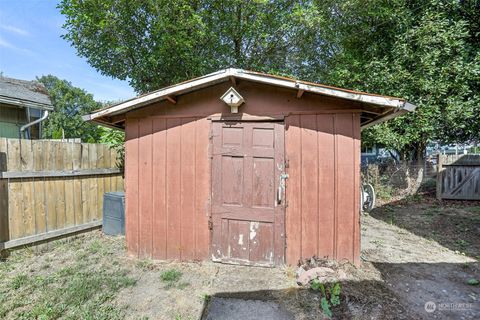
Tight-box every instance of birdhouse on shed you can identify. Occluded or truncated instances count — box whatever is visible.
[220,87,244,113]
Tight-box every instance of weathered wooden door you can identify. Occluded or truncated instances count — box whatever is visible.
[211,121,285,266]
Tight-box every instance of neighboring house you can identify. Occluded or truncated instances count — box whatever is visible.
[84,68,416,266]
[361,145,401,165]
[0,76,52,139]
[361,144,379,164]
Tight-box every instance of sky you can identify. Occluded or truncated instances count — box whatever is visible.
[0,0,136,102]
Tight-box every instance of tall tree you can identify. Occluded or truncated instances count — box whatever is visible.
[37,75,103,142]
[59,0,304,93]
[299,0,480,160]
[59,0,480,158]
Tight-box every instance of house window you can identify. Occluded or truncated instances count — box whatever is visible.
[26,107,42,139]
[361,146,376,155]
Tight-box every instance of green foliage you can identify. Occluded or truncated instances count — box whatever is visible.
[160,269,182,283]
[310,280,342,318]
[160,269,189,290]
[10,274,28,290]
[320,297,332,318]
[99,127,125,170]
[308,0,480,159]
[467,278,479,286]
[58,0,304,93]
[58,0,480,158]
[1,259,135,319]
[37,75,103,142]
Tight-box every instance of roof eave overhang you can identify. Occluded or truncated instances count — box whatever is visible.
[84,68,416,130]
[0,96,53,111]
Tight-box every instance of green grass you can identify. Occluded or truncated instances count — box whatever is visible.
[455,239,469,251]
[376,184,394,201]
[0,236,136,320]
[466,206,480,214]
[160,269,189,290]
[160,269,182,282]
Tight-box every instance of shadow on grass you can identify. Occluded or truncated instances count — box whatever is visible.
[369,196,480,258]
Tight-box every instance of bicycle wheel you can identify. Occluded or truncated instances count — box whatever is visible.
[362,183,376,212]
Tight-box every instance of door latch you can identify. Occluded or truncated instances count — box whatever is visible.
[277,172,289,204]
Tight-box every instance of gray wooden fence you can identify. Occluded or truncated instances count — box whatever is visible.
[437,154,480,200]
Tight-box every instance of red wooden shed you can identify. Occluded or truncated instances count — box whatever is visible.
[85,69,415,266]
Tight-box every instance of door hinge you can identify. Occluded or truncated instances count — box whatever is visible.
[208,218,213,230]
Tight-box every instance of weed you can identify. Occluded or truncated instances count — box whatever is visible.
[383,206,395,213]
[11,274,28,290]
[376,184,394,201]
[201,293,211,302]
[160,269,188,290]
[136,259,156,270]
[466,207,480,214]
[174,314,193,320]
[387,213,396,225]
[282,265,296,279]
[424,208,440,216]
[75,249,88,261]
[160,269,182,283]
[405,194,423,202]
[310,280,341,318]
[88,239,102,254]
[371,239,384,247]
[456,239,469,251]
[467,279,479,286]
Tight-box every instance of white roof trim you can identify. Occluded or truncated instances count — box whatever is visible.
[84,68,415,122]
[0,96,53,111]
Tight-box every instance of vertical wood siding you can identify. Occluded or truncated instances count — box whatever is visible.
[285,113,360,265]
[124,82,361,265]
[125,117,210,260]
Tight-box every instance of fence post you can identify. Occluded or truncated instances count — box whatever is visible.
[0,138,10,259]
[0,138,9,244]
[436,153,443,200]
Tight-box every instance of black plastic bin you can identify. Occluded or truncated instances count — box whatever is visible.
[102,192,125,235]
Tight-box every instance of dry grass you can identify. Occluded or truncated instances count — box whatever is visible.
[0,234,136,319]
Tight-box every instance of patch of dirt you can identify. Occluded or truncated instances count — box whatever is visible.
[364,202,480,319]
[114,260,296,319]
[371,200,480,259]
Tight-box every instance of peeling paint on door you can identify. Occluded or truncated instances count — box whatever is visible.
[250,222,259,240]
[211,122,285,266]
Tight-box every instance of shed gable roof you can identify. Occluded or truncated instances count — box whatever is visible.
[84,68,416,129]
[0,76,53,110]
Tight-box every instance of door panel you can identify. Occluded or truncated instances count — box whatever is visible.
[211,121,285,266]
